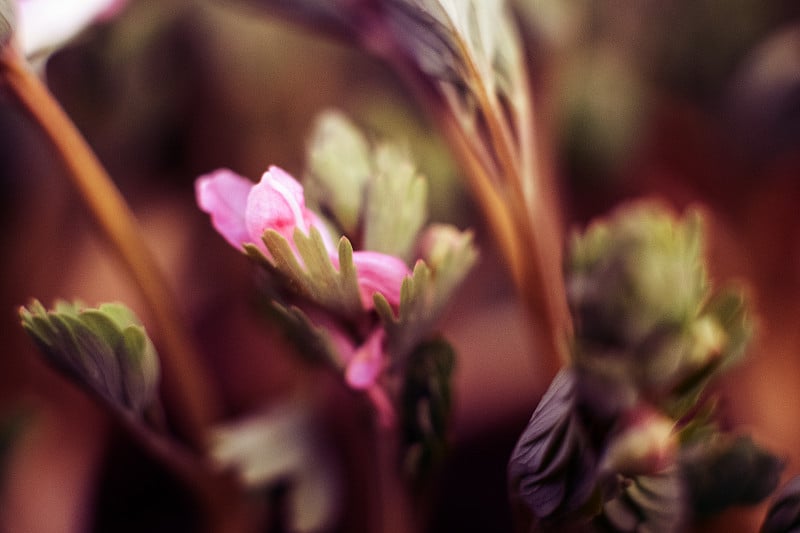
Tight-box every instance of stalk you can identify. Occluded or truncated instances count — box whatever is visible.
[0,45,218,450]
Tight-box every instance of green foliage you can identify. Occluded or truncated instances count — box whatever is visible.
[19,300,160,415]
[566,203,752,415]
[304,110,430,262]
[375,226,477,361]
[401,338,455,478]
[363,143,428,262]
[305,110,372,236]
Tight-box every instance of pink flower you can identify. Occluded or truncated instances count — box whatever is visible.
[336,251,410,310]
[196,166,331,254]
[196,166,410,311]
[316,316,395,426]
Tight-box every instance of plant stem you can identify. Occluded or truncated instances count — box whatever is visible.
[0,45,218,450]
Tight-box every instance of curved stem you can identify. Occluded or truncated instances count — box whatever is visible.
[0,45,218,450]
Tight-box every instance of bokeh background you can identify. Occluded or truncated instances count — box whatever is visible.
[1,0,800,531]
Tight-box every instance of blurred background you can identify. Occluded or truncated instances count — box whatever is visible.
[1,0,800,531]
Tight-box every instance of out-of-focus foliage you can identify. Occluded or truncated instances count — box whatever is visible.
[510,201,780,531]
[210,402,341,533]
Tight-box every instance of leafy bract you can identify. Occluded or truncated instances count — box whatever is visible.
[245,227,364,318]
[305,110,372,235]
[374,225,477,360]
[304,110,430,262]
[363,143,428,262]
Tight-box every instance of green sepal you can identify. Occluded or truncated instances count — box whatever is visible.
[375,226,477,360]
[304,110,372,235]
[265,301,344,369]
[363,143,428,262]
[401,338,455,479]
[19,299,160,415]
[681,434,784,518]
[247,227,364,318]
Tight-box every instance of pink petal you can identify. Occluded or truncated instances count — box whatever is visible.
[345,328,386,390]
[245,166,310,243]
[351,252,411,309]
[195,169,253,250]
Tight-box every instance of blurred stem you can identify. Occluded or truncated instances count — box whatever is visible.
[0,45,218,450]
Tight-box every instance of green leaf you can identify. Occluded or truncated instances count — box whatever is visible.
[401,338,455,478]
[681,435,784,518]
[266,301,346,369]
[254,227,364,318]
[211,403,341,533]
[19,300,160,415]
[363,143,428,262]
[375,225,477,360]
[304,110,372,235]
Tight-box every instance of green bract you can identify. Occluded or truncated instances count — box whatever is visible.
[19,300,160,415]
[375,225,478,361]
[304,110,430,263]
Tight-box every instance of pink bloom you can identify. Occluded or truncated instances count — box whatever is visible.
[195,169,252,249]
[334,251,410,310]
[245,166,317,245]
[196,166,410,311]
[196,166,331,255]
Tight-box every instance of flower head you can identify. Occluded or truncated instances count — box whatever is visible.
[196,165,410,311]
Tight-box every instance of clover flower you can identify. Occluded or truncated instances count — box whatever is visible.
[196,166,410,310]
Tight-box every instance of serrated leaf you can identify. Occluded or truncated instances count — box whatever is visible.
[305,111,372,235]
[363,143,428,262]
[401,338,455,477]
[375,227,477,360]
[681,434,784,518]
[257,227,364,318]
[19,300,160,416]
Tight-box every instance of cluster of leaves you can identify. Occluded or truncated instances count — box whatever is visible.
[247,110,477,474]
[509,202,783,532]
